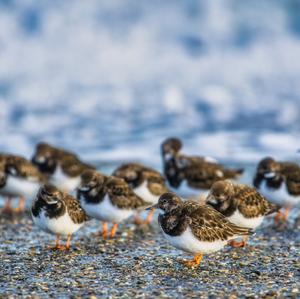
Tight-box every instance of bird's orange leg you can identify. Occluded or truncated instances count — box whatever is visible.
[229,236,248,248]
[133,213,143,225]
[110,223,118,238]
[65,235,72,250]
[102,222,108,239]
[144,208,154,225]
[181,253,203,267]
[47,235,64,250]
[2,197,13,214]
[275,207,290,224]
[275,210,284,223]
[283,207,290,221]
[14,197,25,213]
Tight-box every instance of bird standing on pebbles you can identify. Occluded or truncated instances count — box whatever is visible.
[32,184,88,250]
[206,180,278,247]
[77,170,150,238]
[254,157,300,222]
[0,154,46,213]
[113,163,168,224]
[150,192,253,267]
[31,142,95,192]
[161,137,244,196]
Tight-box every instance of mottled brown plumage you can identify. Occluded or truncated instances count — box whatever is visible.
[113,163,168,196]
[184,201,251,242]
[161,137,244,190]
[32,142,95,178]
[157,193,252,242]
[254,157,300,196]
[207,181,278,219]
[6,155,46,182]
[106,176,150,209]
[32,184,88,223]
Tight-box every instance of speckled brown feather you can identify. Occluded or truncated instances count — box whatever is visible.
[60,155,95,177]
[143,171,168,195]
[280,162,300,196]
[254,158,300,196]
[64,193,89,223]
[176,155,243,189]
[234,184,278,217]
[183,201,251,242]
[33,142,95,177]
[106,176,151,209]
[6,155,46,182]
[113,163,168,195]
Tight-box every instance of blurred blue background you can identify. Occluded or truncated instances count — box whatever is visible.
[0,0,300,167]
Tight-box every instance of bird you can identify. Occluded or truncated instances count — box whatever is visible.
[31,184,88,250]
[149,192,253,267]
[0,154,46,213]
[112,163,168,224]
[31,142,95,192]
[253,157,300,222]
[161,137,244,197]
[206,180,278,247]
[77,170,151,238]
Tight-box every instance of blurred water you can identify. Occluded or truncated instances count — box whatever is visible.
[0,0,300,167]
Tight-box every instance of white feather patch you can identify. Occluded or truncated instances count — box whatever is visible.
[32,209,84,236]
[162,226,229,254]
[133,181,159,204]
[80,194,134,223]
[50,166,81,192]
[259,180,300,207]
[227,210,264,229]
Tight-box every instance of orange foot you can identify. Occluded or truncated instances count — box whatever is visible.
[47,245,70,251]
[1,205,13,215]
[228,240,246,248]
[180,254,203,267]
[275,208,289,224]
[13,197,25,214]
[144,209,154,225]
[1,198,13,215]
[13,207,25,214]
[133,215,144,225]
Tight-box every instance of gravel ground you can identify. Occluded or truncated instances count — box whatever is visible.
[1,211,300,299]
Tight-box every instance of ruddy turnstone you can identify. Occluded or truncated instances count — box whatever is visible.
[150,193,253,267]
[77,170,150,238]
[32,142,95,192]
[0,154,46,213]
[32,184,88,250]
[206,180,278,247]
[0,155,9,212]
[254,157,300,222]
[113,163,168,224]
[161,137,244,196]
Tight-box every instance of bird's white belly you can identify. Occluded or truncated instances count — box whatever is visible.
[32,210,84,235]
[227,210,263,229]
[1,176,41,200]
[259,180,300,207]
[50,166,81,193]
[80,195,134,223]
[133,181,159,205]
[162,226,228,254]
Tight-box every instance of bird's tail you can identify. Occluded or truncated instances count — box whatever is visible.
[232,225,255,237]
[266,202,281,215]
[224,168,244,179]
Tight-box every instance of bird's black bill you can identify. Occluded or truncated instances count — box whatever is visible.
[145,204,158,210]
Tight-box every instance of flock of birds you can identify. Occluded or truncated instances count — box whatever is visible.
[1,137,300,268]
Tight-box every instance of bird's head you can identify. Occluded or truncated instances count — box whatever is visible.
[256,157,280,179]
